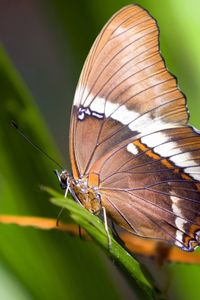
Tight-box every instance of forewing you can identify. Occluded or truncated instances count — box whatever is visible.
[69,4,188,178]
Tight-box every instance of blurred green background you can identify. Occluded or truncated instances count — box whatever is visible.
[0,1,200,299]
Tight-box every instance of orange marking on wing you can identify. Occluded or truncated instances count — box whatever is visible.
[184,235,191,247]
[181,173,192,180]
[161,159,181,174]
[88,172,99,187]
[191,241,199,248]
[134,140,148,152]
[134,140,160,160]
[183,235,198,250]
[134,140,195,181]
[69,124,79,180]
[162,159,174,169]
[147,150,161,160]
[71,159,79,180]
[182,222,200,249]
[133,140,159,163]
[188,223,200,237]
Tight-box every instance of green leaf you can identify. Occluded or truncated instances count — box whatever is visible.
[45,187,156,300]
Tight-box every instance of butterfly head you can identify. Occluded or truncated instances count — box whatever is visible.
[54,169,71,190]
[55,170,101,214]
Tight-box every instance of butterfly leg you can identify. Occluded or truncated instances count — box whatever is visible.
[56,181,70,226]
[64,183,70,198]
[102,206,112,250]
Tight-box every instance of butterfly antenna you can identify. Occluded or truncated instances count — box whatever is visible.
[11,120,63,170]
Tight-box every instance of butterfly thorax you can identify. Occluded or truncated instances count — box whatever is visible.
[69,176,101,214]
[58,170,101,214]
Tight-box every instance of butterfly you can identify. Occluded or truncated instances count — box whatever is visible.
[57,4,200,251]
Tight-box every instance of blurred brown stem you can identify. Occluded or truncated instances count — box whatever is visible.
[0,214,200,265]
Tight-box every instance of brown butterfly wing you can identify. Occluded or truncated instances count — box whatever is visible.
[69,5,200,250]
[69,4,187,178]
